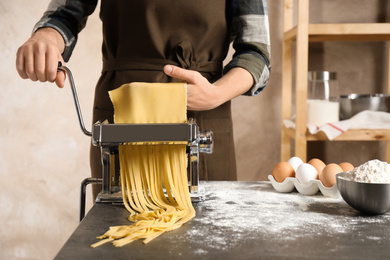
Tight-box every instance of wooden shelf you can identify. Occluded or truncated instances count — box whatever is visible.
[281,0,390,162]
[283,126,390,141]
[284,23,390,42]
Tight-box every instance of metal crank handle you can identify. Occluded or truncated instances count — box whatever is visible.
[57,62,92,137]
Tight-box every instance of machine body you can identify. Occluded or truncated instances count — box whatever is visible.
[92,120,213,204]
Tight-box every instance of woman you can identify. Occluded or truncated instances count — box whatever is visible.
[16,0,271,199]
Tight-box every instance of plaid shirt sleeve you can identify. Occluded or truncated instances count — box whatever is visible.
[224,0,271,96]
[33,0,98,62]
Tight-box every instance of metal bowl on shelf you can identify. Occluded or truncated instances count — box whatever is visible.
[336,172,390,215]
[339,93,390,120]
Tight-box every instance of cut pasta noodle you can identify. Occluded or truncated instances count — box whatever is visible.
[91,82,195,248]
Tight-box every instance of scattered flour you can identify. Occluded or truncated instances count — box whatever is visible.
[176,181,390,253]
[346,159,390,183]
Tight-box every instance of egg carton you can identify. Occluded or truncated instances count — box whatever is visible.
[268,175,340,198]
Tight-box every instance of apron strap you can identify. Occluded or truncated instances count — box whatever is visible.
[102,41,223,74]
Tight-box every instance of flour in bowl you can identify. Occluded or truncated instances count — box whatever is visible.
[346,159,390,183]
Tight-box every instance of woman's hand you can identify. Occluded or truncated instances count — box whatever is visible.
[163,65,254,111]
[16,27,66,88]
[163,65,221,111]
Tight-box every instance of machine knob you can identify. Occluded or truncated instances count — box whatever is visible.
[199,130,213,154]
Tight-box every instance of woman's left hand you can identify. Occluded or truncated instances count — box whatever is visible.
[163,64,254,111]
[163,65,222,111]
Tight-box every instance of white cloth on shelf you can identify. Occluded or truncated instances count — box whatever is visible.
[283,111,390,140]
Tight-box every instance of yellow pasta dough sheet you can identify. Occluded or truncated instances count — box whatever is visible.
[91,82,194,248]
[108,82,187,124]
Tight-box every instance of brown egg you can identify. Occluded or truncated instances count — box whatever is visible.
[320,163,343,187]
[272,162,295,183]
[308,158,326,180]
[339,162,354,172]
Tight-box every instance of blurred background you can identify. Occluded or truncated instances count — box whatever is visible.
[0,0,388,259]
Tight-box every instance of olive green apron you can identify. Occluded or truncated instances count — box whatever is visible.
[90,0,237,198]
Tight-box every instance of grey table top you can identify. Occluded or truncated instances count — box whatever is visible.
[55,181,390,259]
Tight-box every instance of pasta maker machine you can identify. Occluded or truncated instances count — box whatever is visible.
[58,63,213,222]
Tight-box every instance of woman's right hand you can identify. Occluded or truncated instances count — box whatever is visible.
[16,27,66,88]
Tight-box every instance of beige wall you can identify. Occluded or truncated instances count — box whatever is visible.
[1,1,100,259]
[0,0,388,259]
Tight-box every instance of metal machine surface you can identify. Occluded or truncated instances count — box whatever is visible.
[57,64,213,222]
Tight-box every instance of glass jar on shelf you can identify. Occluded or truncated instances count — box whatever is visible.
[307,71,339,126]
